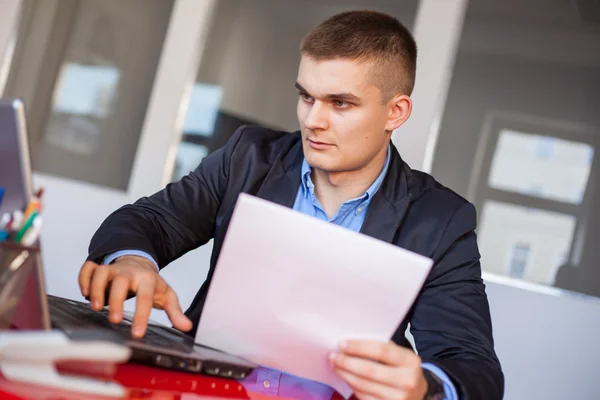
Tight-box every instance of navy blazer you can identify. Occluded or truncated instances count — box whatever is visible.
[88,125,504,399]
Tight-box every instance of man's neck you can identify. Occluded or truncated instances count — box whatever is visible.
[312,147,388,218]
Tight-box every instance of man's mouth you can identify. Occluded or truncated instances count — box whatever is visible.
[308,139,333,150]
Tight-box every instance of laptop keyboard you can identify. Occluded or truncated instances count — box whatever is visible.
[47,295,194,353]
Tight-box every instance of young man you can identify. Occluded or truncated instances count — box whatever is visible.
[79,10,503,400]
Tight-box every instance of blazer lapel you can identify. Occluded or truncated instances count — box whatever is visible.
[360,144,411,244]
[360,195,410,243]
[255,134,303,208]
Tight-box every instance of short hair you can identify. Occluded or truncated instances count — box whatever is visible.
[300,10,417,100]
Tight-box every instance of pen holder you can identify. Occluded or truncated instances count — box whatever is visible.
[0,241,43,330]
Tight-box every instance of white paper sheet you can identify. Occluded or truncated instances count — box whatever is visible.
[195,193,433,398]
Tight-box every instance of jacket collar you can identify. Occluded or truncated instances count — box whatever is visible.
[254,133,303,208]
[359,143,411,243]
[257,131,412,244]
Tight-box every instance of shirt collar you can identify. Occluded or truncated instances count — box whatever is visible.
[301,145,391,201]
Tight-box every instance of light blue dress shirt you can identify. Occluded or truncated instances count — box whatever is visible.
[105,146,457,399]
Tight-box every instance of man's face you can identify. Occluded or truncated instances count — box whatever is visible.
[296,55,393,173]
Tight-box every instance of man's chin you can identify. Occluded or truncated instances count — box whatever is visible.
[304,154,338,172]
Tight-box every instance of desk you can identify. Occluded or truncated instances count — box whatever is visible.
[0,361,345,400]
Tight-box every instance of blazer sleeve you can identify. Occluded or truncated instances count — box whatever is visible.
[409,202,504,399]
[87,126,246,268]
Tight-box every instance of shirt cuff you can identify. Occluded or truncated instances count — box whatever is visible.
[421,362,458,400]
[102,250,159,271]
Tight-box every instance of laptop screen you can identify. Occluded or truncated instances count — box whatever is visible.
[0,99,50,331]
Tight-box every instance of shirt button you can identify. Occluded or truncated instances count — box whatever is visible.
[263,380,271,388]
[357,206,364,213]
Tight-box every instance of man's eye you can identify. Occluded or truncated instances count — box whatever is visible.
[334,100,349,108]
[300,93,314,102]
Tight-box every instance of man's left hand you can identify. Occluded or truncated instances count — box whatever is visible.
[330,340,428,400]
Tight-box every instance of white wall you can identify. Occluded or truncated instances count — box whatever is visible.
[485,276,600,400]
[31,174,129,294]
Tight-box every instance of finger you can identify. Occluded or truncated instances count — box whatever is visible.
[341,340,408,366]
[79,261,99,297]
[89,265,112,310]
[131,278,157,338]
[108,275,131,324]
[330,352,396,386]
[336,368,405,400]
[162,288,193,332]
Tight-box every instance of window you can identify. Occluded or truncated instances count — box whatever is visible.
[45,63,120,155]
[488,130,594,205]
[479,200,577,284]
[466,112,597,294]
[171,83,222,181]
[3,0,174,190]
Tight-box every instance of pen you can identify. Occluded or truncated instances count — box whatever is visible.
[22,188,44,220]
[20,215,42,247]
[15,210,38,243]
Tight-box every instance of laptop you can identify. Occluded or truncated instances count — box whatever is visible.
[0,98,256,380]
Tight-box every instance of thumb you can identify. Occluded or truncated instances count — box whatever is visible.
[163,288,193,332]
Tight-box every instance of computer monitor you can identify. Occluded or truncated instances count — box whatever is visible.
[0,98,33,215]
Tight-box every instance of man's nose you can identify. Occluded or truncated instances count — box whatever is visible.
[304,101,328,130]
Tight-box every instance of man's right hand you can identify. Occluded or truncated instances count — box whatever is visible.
[78,255,193,338]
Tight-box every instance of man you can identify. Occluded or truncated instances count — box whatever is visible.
[79,10,503,400]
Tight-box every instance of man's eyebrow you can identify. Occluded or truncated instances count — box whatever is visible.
[294,82,309,93]
[324,92,361,103]
[294,82,361,103]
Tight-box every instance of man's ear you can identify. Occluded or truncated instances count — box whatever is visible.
[385,94,412,132]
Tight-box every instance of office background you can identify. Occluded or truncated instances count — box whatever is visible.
[1,0,599,398]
